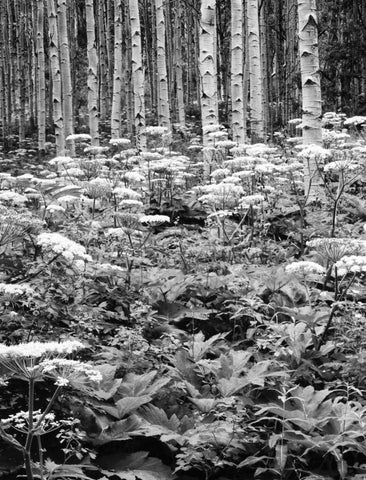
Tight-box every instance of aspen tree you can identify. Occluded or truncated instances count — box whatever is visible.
[128,0,146,150]
[297,0,322,145]
[15,0,26,141]
[85,0,99,146]
[46,0,65,155]
[57,0,75,155]
[199,0,219,145]
[0,0,9,149]
[36,0,46,154]
[111,0,123,138]
[297,0,323,201]
[155,0,171,131]
[247,0,264,141]
[231,0,246,144]
[174,2,185,127]
[98,0,109,121]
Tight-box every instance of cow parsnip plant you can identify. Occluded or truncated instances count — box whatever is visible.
[1,117,366,479]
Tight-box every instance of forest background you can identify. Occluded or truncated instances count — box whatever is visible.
[1,0,366,154]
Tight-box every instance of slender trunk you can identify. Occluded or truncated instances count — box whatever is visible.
[155,0,171,130]
[297,0,323,200]
[174,2,185,127]
[85,0,99,145]
[57,0,74,155]
[111,0,123,139]
[36,0,46,154]
[46,0,65,155]
[231,0,246,143]
[199,0,219,145]
[128,0,146,150]
[247,0,264,142]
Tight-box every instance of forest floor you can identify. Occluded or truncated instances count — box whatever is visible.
[1,118,366,480]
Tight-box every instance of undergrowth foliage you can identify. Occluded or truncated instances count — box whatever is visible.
[1,116,366,479]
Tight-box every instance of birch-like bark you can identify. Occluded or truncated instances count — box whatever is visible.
[247,0,264,141]
[57,0,74,155]
[128,0,146,150]
[111,0,123,138]
[36,0,46,154]
[46,0,65,155]
[85,0,99,145]
[231,0,246,144]
[174,2,185,127]
[155,0,171,130]
[199,0,218,145]
[297,0,323,200]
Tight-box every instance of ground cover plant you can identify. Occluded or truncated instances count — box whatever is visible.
[1,116,366,480]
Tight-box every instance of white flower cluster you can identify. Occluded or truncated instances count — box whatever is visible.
[323,160,359,173]
[0,340,84,359]
[40,358,103,384]
[202,124,222,134]
[322,130,350,145]
[0,283,35,297]
[1,410,57,432]
[46,204,66,214]
[123,171,145,183]
[109,138,131,146]
[297,144,332,160]
[145,126,169,136]
[207,210,232,220]
[210,168,230,180]
[209,130,228,140]
[322,112,346,128]
[307,237,366,262]
[334,255,366,276]
[215,140,237,149]
[92,262,125,276]
[246,144,277,157]
[36,232,92,264]
[285,261,325,276]
[65,167,85,178]
[139,215,170,226]
[288,118,302,125]
[113,186,142,200]
[239,194,265,209]
[84,178,112,198]
[0,191,28,206]
[84,146,109,155]
[48,156,74,167]
[66,134,92,142]
[344,116,366,126]
[119,199,144,210]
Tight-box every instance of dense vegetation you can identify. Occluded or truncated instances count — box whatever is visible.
[1,113,366,480]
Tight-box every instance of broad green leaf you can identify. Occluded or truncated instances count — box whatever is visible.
[98,451,172,480]
[116,396,152,418]
[217,377,249,397]
[189,398,217,413]
[138,404,180,431]
[118,371,170,397]
[92,415,143,445]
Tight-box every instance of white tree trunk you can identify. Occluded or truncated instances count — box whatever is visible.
[111,0,123,138]
[297,0,323,200]
[155,0,171,130]
[231,0,246,144]
[247,0,264,141]
[36,0,46,153]
[199,0,219,145]
[174,2,185,127]
[57,0,74,155]
[46,0,65,155]
[128,0,146,150]
[85,0,99,146]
